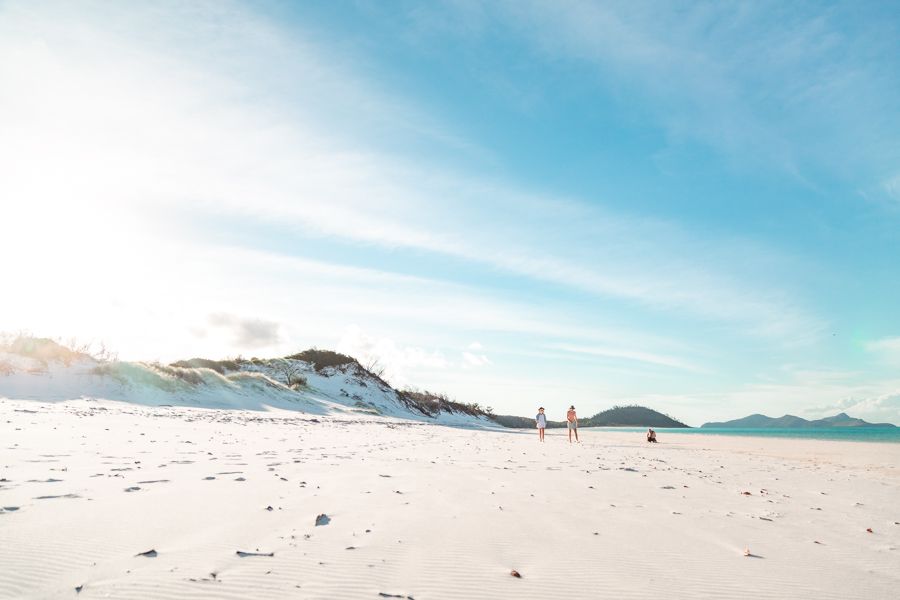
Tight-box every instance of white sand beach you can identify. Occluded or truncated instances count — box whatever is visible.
[5,2,900,599]
[2,399,898,600]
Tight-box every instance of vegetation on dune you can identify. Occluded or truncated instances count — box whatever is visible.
[0,334,115,366]
[285,349,357,372]
[270,358,307,389]
[0,334,116,374]
[169,357,241,374]
[398,388,493,419]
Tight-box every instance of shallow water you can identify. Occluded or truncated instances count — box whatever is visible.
[587,426,900,443]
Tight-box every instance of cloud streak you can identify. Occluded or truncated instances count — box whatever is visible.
[547,343,703,372]
[208,313,280,349]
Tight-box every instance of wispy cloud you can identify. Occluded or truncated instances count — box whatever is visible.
[547,343,703,372]
[337,325,449,385]
[462,351,492,368]
[207,313,280,349]
[492,1,900,189]
[807,391,900,425]
[867,337,900,365]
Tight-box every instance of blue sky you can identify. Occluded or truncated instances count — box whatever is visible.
[2,1,899,424]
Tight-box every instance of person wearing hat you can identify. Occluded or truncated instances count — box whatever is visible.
[566,405,579,443]
[535,407,547,442]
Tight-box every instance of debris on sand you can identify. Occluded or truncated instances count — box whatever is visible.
[510,569,522,578]
[236,550,274,557]
[136,549,157,557]
[315,513,330,526]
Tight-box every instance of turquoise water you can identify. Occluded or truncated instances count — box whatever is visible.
[587,426,900,443]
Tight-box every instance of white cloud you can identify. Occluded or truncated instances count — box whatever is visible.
[867,337,900,365]
[462,352,492,368]
[885,174,900,201]
[547,343,703,372]
[207,313,280,349]
[807,391,900,425]
[336,325,449,386]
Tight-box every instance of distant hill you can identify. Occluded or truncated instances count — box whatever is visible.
[491,405,688,428]
[582,405,688,428]
[702,412,896,429]
[490,414,566,428]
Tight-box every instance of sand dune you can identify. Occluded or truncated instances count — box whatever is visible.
[1,398,898,599]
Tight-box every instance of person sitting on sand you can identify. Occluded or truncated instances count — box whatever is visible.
[535,407,547,442]
[647,428,657,443]
[566,405,579,443]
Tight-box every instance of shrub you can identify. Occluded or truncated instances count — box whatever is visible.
[271,359,307,389]
[398,388,489,418]
[286,348,356,372]
[149,362,205,385]
[170,358,240,374]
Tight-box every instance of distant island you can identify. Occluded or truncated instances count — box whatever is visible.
[702,412,896,429]
[492,405,688,429]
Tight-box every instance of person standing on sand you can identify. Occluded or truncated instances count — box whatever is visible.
[566,405,579,443]
[535,407,547,442]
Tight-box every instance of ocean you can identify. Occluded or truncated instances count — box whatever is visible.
[588,426,900,443]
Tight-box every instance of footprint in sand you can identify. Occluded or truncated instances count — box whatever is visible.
[236,550,274,557]
[34,494,80,500]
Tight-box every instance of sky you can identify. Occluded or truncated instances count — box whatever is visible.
[2,0,899,425]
